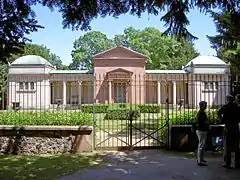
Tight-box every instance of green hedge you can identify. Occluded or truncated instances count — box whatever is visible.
[104,109,141,120]
[138,104,161,113]
[160,110,219,125]
[0,111,93,126]
[158,110,219,145]
[81,104,109,113]
[81,103,162,113]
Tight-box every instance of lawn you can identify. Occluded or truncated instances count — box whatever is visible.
[0,153,106,180]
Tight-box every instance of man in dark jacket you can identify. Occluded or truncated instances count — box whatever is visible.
[196,101,209,166]
[218,95,240,168]
[234,94,240,168]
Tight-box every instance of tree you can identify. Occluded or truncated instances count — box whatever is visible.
[0,0,43,64]
[70,31,115,70]
[2,1,239,64]
[41,0,240,41]
[207,10,240,72]
[114,27,198,70]
[71,27,198,70]
[0,62,8,109]
[12,43,68,70]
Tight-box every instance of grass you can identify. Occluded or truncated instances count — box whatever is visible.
[0,152,106,180]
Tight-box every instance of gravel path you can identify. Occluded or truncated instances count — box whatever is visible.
[60,150,240,180]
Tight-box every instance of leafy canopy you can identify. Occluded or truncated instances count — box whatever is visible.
[207,10,240,72]
[71,27,198,70]
[70,31,115,69]
[1,0,240,64]
[11,43,68,70]
[0,0,43,64]
[40,0,240,41]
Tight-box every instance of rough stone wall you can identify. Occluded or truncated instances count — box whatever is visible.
[0,130,93,155]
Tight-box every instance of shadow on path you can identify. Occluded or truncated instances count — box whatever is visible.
[60,150,240,180]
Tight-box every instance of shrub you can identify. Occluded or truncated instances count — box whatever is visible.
[0,111,93,126]
[158,109,219,145]
[104,109,140,120]
[119,103,127,108]
[81,104,109,113]
[138,104,161,113]
[108,103,135,110]
[160,109,219,125]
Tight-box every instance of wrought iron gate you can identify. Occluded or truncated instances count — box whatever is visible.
[93,78,171,150]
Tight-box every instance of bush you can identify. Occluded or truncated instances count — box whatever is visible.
[160,110,219,125]
[0,111,93,126]
[138,104,161,113]
[104,109,140,120]
[119,103,127,108]
[81,104,109,113]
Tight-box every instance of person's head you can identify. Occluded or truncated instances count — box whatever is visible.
[236,94,240,104]
[199,101,207,111]
[226,95,234,103]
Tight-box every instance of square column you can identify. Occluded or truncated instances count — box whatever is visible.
[63,81,67,106]
[78,81,82,105]
[157,81,161,104]
[173,81,177,106]
[108,81,112,104]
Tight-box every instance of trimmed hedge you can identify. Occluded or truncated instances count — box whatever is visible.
[81,104,109,113]
[158,110,219,145]
[0,111,93,126]
[82,103,162,113]
[160,110,219,125]
[104,109,141,120]
[138,104,161,113]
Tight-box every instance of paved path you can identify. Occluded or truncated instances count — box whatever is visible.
[60,150,240,180]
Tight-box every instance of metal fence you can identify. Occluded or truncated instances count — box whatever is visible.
[1,72,235,150]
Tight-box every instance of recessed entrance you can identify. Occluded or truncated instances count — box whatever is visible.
[113,82,127,103]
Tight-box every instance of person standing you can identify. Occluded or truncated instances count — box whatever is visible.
[234,94,240,168]
[218,95,240,168]
[196,101,209,166]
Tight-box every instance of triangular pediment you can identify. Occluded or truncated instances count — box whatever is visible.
[93,45,146,59]
[107,68,133,79]
[107,68,133,74]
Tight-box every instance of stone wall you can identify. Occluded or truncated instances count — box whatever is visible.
[0,125,93,155]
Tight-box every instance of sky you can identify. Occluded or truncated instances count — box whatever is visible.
[27,4,217,66]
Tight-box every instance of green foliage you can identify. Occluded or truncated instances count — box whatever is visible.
[115,27,198,70]
[0,153,104,180]
[158,109,219,144]
[0,0,43,64]
[11,43,67,70]
[70,31,115,70]
[208,11,240,73]
[104,109,140,120]
[43,1,238,41]
[160,110,219,125]
[138,104,161,113]
[2,1,239,64]
[0,62,8,109]
[71,27,198,70]
[81,104,109,113]
[108,103,133,110]
[0,111,93,126]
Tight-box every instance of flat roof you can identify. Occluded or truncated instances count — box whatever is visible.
[49,70,93,74]
[145,70,187,74]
